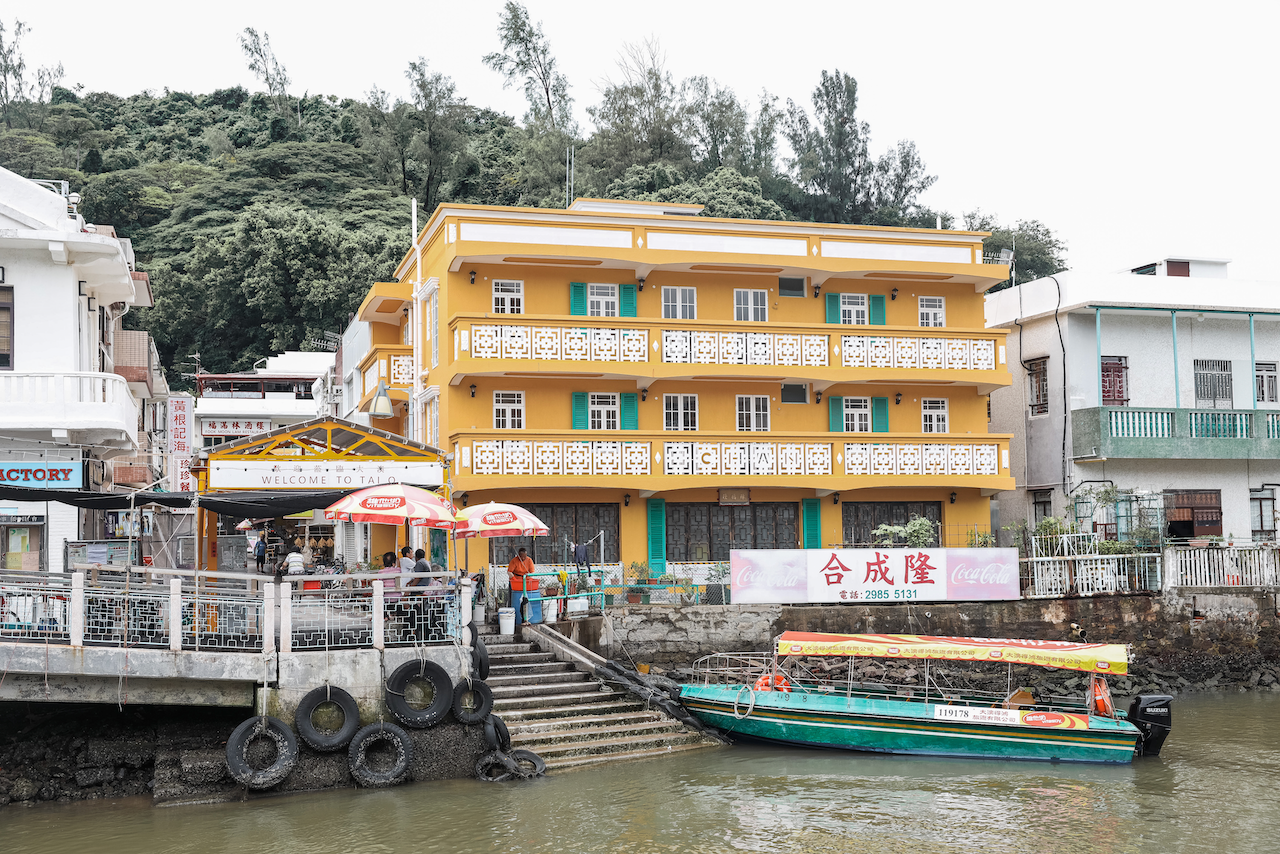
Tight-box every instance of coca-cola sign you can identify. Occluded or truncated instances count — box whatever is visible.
[729,548,1019,604]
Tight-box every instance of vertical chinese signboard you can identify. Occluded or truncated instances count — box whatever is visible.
[167,394,194,501]
[730,548,1020,604]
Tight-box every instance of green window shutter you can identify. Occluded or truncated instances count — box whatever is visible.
[802,498,822,549]
[620,392,638,430]
[872,397,889,432]
[572,391,588,429]
[825,292,842,324]
[869,295,886,325]
[647,499,667,575]
[570,282,587,316]
[620,283,637,317]
[828,395,844,432]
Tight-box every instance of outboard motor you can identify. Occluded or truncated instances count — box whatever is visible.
[1128,694,1173,756]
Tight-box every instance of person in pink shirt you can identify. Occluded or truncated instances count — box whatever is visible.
[378,552,402,602]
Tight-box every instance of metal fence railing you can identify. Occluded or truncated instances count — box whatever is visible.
[1020,554,1162,598]
[1167,546,1278,587]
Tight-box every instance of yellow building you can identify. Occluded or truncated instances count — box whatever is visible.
[355,198,1014,577]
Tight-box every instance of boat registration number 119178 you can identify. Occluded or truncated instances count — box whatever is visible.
[933,706,1089,730]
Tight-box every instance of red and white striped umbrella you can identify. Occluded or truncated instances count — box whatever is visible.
[453,502,549,539]
[324,484,456,529]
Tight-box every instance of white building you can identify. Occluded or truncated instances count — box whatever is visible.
[0,166,147,570]
[193,351,334,448]
[986,256,1280,544]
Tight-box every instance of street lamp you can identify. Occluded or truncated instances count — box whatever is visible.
[370,380,394,418]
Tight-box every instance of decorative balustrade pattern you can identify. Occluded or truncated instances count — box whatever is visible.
[84,588,171,648]
[841,335,996,371]
[1168,547,1277,587]
[471,325,649,362]
[1109,409,1173,438]
[842,442,1000,476]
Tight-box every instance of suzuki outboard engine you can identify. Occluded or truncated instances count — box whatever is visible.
[1128,694,1173,756]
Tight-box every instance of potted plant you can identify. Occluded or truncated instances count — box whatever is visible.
[626,584,647,605]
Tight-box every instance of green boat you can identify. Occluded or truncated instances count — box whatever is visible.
[679,631,1173,764]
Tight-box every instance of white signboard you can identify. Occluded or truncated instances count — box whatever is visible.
[203,418,271,436]
[167,395,195,497]
[209,460,445,489]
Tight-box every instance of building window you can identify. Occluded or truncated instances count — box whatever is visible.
[589,393,618,430]
[1257,362,1278,404]
[428,397,439,446]
[493,391,524,429]
[781,384,808,403]
[778,277,805,298]
[921,398,949,433]
[0,286,12,370]
[1251,489,1276,542]
[588,284,618,317]
[662,286,696,320]
[1032,490,1053,524]
[1027,357,1049,416]
[840,293,868,325]
[1101,355,1129,406]
[493,280,523,314]
[918,296,945,327]
[1194,359,1233,409]
[843,397,871,432]
[429,291,439,369]
[737,395,770,431]
[734,289,768,322]
[663,394,698,431]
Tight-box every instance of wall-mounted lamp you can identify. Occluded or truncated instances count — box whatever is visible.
[469,384,477,398]
[815,390,822,404]
[891,287,899,301]
[895,392,902,405]
[832,492,840,505]
[624,494,631,507]
[402,306,409,318]
[370,380,395,419]
[87,297,98,312]
[458,493,469,507]
[469,270,476,284]
[812,281,821,298]
[637,277,645,292]
[640,388,648,402]
[950,492,957,504]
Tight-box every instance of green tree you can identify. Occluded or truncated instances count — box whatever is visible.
[607,164,785,221]
[46,101,98,170]
[685,77,747,175]
[239,28,291,122]
[405,58,466,212]
[0,127,58,176]
[483,1,573,130]
[0,19,29,130]
[964,209,1067,289]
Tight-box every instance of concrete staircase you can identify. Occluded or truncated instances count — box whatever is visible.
[479,625,716,771]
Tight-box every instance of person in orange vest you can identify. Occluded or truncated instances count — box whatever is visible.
[508,547,538,627]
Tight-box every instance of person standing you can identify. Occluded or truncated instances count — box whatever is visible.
[254,532,268,573]
[507,547,537,628]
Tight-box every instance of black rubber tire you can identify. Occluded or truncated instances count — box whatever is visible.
[510,748,547,777]
[347,722,413,788]
[472,636,490,680]
[295,685,360,752]
[225,715,298,790]
[451,680,494,724]
[465,620,478,646]
[475,750,514,783]
[483,714,512,751]
[385,660,453,728]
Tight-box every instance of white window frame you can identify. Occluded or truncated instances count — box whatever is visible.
[429,291,439,369]
[492,279,524,314]
[919,296,946,327]
[921,398,949,433]
[429,397,439,446]
[493,391,525,430]
[662,286,697,320]
[736,395,770,432]
[589,393,619,430]
[843,396,871,432]
[663,393,698,431]
[840,293,868,325]
[1257,361,1278,404]
[734,289,768,322]
[588,283,618,317]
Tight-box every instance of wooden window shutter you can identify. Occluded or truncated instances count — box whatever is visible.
[620,283,637,317]
[872,397,889,432]
[570,282,587,316]
[802,497,822,549]
[869,295,886,326]
[827,395,844,432]
[572,391,588,429]
[825,292,841,324]
[620,392,638,429]
[647,498,666,575]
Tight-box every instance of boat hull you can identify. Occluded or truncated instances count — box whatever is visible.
[680,684,1140,764]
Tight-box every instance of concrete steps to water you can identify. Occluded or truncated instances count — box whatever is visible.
[481,632,718,772]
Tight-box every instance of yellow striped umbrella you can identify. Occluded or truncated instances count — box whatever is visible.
[324,484,456,529]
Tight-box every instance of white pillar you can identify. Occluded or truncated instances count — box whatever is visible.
[372,579,385,650]
[69,572,84,647]
[168,577,182,652]
[279,581,292,654]
[263,582,276,653]
[458,576,474,647]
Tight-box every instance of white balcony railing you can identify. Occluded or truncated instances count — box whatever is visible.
[0,372,138,442]
[464,436,1006,478]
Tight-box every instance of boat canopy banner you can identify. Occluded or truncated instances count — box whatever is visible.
[776,632,1129,675]
[731,548,1020,604]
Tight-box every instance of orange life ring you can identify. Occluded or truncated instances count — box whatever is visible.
[753,672,792,693]
[1092,677,1114,717]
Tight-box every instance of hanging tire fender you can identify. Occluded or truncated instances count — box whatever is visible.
[451,680,495,725]
[225,715,298,790]
[295,685,361,752]
[385,660,453,729]
[472,637,490,680]
[347,721,413,787]
[475,749,515,783]
[483,714,512,751]
[509,748,547,777]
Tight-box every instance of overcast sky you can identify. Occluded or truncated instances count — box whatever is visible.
[16,1,1279,280]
